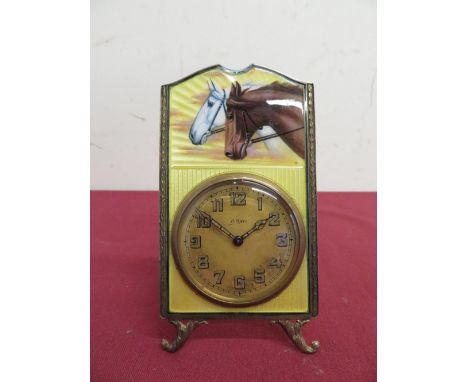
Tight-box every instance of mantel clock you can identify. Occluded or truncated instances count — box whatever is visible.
[159,64,319,353]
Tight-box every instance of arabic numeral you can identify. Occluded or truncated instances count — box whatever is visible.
[269,257,282,268]
[197,255,209,269]
[234,275,245,289]
[254,268,265,283]
[214,270,225,284]
[190,235,201,249]
[276,233,288,247]
[269,212,280,226]
[230,192,246,206]
[211,198,223,212]
[197,214,211,228]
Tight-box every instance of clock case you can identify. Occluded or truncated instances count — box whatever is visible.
[159,64,318,321]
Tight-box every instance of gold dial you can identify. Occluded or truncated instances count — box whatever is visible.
[171,173,306,306]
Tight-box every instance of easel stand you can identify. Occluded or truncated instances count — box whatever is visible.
[161,320,320,354]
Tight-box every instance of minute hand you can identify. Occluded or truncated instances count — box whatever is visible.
[196,209,235,240]
[241,215,272,240]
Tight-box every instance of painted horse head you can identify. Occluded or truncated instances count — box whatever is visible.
[224,82,255,159]
[189,80,226,145]
[225,81,305,160]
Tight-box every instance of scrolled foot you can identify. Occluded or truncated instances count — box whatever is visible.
[161,320,208,353]
[271,319,320,354]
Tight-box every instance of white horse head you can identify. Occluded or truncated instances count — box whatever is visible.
[188,81,282,151]
[189,80,227,145]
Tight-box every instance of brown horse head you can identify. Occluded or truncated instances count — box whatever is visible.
[224,81,305,160]
[225,82,258,160]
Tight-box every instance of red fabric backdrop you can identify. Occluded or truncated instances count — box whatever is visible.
[91,191,376,381]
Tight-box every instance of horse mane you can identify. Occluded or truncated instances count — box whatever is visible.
[254,81,303,96]
[228,81,303,108]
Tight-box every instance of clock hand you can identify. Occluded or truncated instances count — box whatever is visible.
[195,208,236,240]
[241,215,273,240]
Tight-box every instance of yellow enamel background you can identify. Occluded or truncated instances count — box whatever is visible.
[169,67,304,167]
[167,67,309,313]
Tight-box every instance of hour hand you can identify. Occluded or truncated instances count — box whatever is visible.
[241,215,272,240]
[195,209,235,240]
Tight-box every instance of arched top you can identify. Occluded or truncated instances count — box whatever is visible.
[164,64,309,87]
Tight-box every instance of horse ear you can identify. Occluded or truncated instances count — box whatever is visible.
[235,81,241,96]
[211,79,221,93]
[208,80,214,91]
[230,82,237,97]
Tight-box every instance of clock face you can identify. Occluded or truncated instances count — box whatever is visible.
[171,174,306,306]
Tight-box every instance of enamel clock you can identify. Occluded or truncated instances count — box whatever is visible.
[159,64,319,353]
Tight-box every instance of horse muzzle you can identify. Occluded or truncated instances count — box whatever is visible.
[225,142,247,160]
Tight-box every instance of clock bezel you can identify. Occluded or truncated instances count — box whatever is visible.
[171,173,306,307]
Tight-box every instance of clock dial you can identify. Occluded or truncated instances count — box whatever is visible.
[171,174,306,306]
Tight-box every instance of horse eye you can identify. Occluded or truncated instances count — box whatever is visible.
[207,101,214,107]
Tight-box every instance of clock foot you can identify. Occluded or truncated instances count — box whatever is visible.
[271,319,320,354]
[161,320,208,353]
